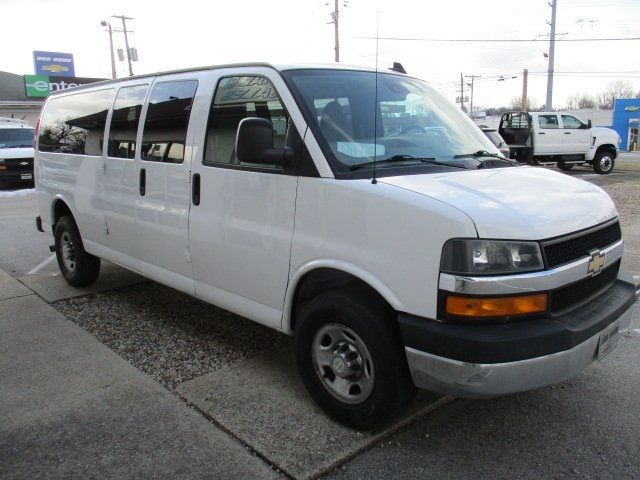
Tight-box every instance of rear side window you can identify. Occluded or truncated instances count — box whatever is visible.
[38,89,114,155]
[141,80,197,163]
[108,84,148,159]
[203,76,288,170]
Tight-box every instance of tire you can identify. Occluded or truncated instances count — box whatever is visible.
[54,215,100,287]
[557,161,573,171]
[593,150,615,174]
[295,290,416,430]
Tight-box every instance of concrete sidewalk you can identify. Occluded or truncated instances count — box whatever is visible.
[0,271,279,480]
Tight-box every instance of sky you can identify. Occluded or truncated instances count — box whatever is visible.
[2,0,639,109]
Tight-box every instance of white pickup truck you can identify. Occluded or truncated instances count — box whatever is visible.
[498,111,621,174]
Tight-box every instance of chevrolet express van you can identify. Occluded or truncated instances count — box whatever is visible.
[34,63,638,429]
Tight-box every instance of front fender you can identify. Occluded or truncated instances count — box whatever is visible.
[282,259,402,334]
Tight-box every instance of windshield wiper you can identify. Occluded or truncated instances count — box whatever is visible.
[454,150,518,165]
[2,145,32,149]
[350,154,465,171]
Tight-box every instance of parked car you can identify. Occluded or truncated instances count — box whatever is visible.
[34,64,638,429]
[480,126,510,158]
[498,111,620,174]
[0,119,35,186]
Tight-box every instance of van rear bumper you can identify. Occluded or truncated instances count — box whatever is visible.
[400,277,638,398]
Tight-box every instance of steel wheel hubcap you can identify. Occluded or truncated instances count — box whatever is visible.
[600,156,612,170]
[312,323,375,404]
[61,232,76,271]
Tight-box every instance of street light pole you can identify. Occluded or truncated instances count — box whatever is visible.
[101,21,117,80]
[112,14,134,76]
[546,0,557,110]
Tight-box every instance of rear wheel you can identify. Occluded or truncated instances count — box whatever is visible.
[295,290,416,430]
[54,215,100,287]
[557,161,573,171]
[593,151,615,174]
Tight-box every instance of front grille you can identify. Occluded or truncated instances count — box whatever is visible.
[0,157,33,171]
[542,221,622,268]
[548,260,620,313]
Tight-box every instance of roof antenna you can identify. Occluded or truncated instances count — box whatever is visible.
[372,9,380,185]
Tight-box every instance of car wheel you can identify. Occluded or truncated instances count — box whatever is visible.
[295,290,416,430]
[593,151,615,174]
[54,215,100,287]
[558,161,573,171]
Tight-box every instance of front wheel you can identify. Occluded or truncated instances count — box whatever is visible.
[54,215,101,287]
[593,151,615,174]
[295,290,416,430]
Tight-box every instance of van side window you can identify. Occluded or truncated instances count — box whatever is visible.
[141,80,197,163]
[538,114,559,129]
[108,84,148,159]
[38,89,114,155]
[203,76,288,170]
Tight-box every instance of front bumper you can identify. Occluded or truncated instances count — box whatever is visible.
[401,275,638,398]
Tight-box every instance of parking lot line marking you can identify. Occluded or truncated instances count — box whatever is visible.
[27,254,56,275]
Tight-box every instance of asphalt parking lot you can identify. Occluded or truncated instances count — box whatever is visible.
[2,160,640,479]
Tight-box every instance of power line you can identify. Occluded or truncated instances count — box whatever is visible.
[353,36,640,43]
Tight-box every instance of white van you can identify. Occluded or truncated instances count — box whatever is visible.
[34,63,638,429]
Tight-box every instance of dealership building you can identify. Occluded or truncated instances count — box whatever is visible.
[0,71,44,125]
[612,98,640,151]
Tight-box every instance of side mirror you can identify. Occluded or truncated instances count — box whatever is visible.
[587,119,592,129]
[235,117,292,166]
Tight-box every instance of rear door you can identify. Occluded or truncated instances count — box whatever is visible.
[102,82,149,260]
[535,114,564,155]
[134,75,198,292]
[560,114,590,154]
[188,68,301,329]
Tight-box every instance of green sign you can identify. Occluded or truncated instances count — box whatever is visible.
[24,74,51,98]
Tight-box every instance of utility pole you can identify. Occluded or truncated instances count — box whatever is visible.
[334,0,340,62]
[521,68,528,111]
[112,14,134,76]
[459,72,465,112]
[465,74,481,116]
[100,21,117,79]
[546,0,557,110]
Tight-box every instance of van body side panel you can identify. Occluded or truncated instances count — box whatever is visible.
[287,177,477,330]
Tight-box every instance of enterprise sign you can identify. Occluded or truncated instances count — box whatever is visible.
[24,75,105,98]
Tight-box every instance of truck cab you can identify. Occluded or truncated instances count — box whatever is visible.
[499,111,620,174]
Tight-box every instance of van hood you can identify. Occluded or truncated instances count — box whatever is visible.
[381,167,617,240]
[0,147,34,159]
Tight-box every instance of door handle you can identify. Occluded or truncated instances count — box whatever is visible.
[139,168,146,196]
[564,132,572,134]
[538,132,546,135]
[192,173,201,206]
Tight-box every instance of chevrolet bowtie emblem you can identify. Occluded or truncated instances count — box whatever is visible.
[587,250,606,276]
[20,161,28,166]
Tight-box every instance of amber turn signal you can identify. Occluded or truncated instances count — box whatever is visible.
[445,293,548,318]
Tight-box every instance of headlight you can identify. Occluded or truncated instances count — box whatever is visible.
[441,239,544,275]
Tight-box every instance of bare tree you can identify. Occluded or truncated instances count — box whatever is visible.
[597,80,635,109]
[509,96,538,111]
[567,92,596,110]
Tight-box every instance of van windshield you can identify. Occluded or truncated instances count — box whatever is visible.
[283,69,498,175]
[0,128,34,148]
